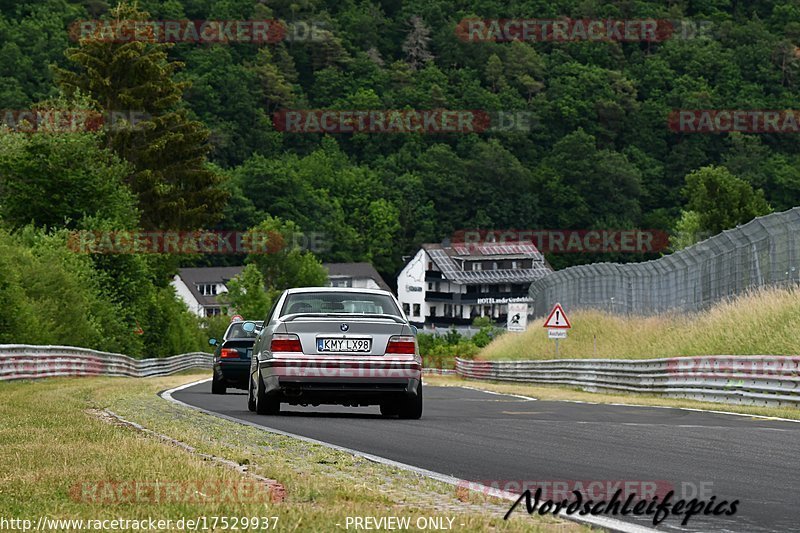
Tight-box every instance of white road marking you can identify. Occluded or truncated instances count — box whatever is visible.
[455,386,800,423]
[456,385,537,401]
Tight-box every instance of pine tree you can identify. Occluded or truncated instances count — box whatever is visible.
[365,47,384,66]
[250,48,295,113]
[56,2,227,230]
[402,16,433,70]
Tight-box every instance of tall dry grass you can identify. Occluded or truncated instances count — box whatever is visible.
[480,286,800,360]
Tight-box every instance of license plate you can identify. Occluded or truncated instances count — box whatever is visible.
[317,338,371,353]
[246,348,253,358]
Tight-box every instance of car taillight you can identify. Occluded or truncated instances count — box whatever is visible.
[271,334,302,353]
[220,348,239,359]
[386,335,416,354]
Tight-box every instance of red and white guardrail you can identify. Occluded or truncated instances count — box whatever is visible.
[456,356,800,407]
[0,344,212,381]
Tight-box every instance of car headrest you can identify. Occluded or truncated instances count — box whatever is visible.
[321,301,345,312]
[288,302,312,314]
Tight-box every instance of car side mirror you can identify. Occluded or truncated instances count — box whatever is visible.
[208,338,217,346]
[242,322,255,333]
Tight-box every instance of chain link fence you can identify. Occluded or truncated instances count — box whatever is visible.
[529,208,800,317]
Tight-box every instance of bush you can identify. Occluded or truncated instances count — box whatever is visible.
[418,329,481,369]
[0,227,131,350]
[0,226,208,357]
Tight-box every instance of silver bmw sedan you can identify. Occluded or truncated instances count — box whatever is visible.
[244,287,423,418]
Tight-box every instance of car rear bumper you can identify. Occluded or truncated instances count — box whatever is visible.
[214,360,250,387]
[258,354,422,406]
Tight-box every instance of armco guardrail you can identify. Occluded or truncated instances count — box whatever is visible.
[456,356,800,407]
[0,345,212,381]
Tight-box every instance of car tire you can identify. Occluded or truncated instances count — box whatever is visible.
[247,376,256,412]
[398,382,423,420]
[255,372,280,415]
[211,372,226,395]
[379,402,399,417]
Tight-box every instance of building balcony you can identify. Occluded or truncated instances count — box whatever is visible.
[426,291,454,301]
[426,316,473,327]
[424,270,443,280]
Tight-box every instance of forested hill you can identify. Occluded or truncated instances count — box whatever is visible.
[2,0,799,277]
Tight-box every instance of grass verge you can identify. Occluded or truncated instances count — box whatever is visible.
[423,375,800,420]
[0,372,586,532]
[480,287,800,360]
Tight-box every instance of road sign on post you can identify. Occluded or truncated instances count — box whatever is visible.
[507,303,528,332]
[543,303,570,356]
[543,303,571,329]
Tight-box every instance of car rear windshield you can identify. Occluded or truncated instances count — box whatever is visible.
[225,322,260,340]
[281,292,401,317]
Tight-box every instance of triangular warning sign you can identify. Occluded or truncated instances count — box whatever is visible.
[543,303,571,329]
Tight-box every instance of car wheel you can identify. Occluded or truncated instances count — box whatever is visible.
[211,372,226,395]
[247,376,256,412]
[255,372,280,415]
[398,382,423,420]
[379,402,399,417]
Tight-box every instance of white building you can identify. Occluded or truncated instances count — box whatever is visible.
[396,242,552,328]
[173,262,391,318]
[171,266,242,317]
[323,262,391,291]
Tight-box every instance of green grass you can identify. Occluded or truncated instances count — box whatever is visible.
[0,372,586,532]
[480,286,800,360]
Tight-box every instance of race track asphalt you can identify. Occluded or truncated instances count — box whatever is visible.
[173,382,800,532]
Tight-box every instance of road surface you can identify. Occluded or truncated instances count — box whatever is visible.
[173,382,800,532]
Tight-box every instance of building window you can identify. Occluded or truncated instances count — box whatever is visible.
[492,262,498,270]
[413,303,420,317]
[430,305,437,317]
[473,262,482,271]
[480,285,490,293]
[428,282,433,290]
[512,260,519,269]
[198,284,218,296]
[331,279,352,288]
[402,303,410,315]
[427,261,433,270]
[206,307,222,316]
